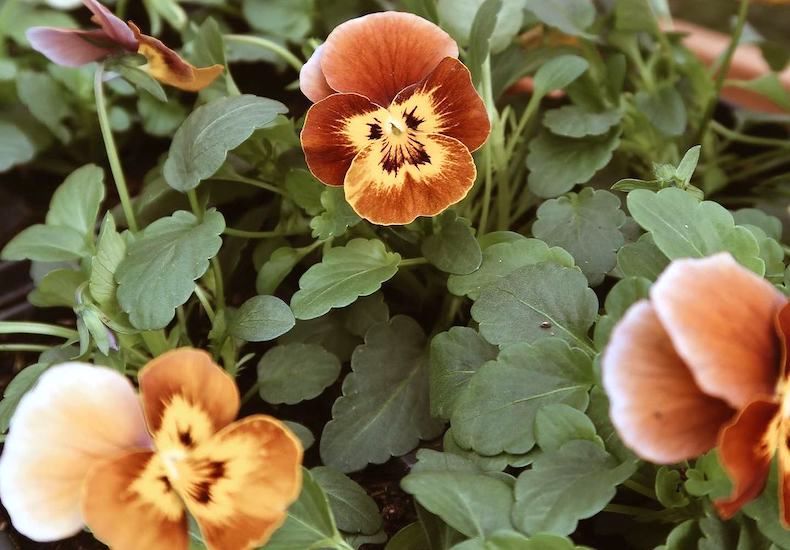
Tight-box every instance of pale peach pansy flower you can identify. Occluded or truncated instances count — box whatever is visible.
[0,348,303,550]
[26,0,223,92]
[299,12,491,225]
[603,253,790,524]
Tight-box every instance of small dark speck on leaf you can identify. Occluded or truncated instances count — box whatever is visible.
[540,321,552,329]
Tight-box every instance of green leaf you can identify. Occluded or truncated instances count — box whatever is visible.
[265,468,344,550]
[46,164,105,237]
[116,209,225,329]
[658,520,702,550]
[593,276,651,348]
[523,0,596,37]
[163,95,287,192]
[228,295,294,342]
[279,313,359,363]
[743,465,790,548]
[684,451,731,499]
[430,326,498,419]
[114,63,168,102]
[256,247,302,295]
[532,188,626,285]
[448,237,574,300]
[257,343,341,404]
[386,523,429,550]
[311,466,383,535]
[443,429,531,472]
[616,233,669,280]
[310,186,362,240]
[471,263,598,349]
[340,292,389,338]
[437,0,524,54]
[733,208,782,241]
[727,74,790,111]
[0,363,49,433]
[634,84,687,137]
[17,70,71,143]
[512,440,636,535]
[189,17,239,98]
[422,212,483,275]
[1,225,89,262]
[29,269,85,308]
[138,92,187,137]
[655,466,690,508]
[290,239,400,321]
[467,0,503,85]
[535,403,601,452]
[284,421,315,450]
[531,55,590,97]
[627,188,763,273]
[320,316,443,472]
[453,532,582,550]
[527,130,620,198]
[402,471,514,539]
[89,214,126,309]
[587,387,634,462]
[543,106,622,138]
[615,0,659,33]
[242,0,313,41]
[286,169,324,216]
[676,145,702,185]
[0,121,35,172]
[451,339,594,455]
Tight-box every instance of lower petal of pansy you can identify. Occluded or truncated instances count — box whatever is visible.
[0,363,150,542]
[130,24,223,92]
[651,253,786,409]
[82,450,188,550]
[301,93,390,186]
[602,301,735,464]
[344,132,476,225]
[715,398,781,519]
[173,416,303,550]
[139,348,240,452]
[391,57,490,152]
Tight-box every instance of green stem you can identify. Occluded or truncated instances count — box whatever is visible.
[603,504,657,516]
[223,227,308,239]
[224,34,304,72]
[0,344,52,353]
[94,64,139,233]
[240,381,260,406]
[623,480,658,500]
[211,258,225,310]
[0,0,18,57]
[187,189,202,219]
[399,257,429,267]
[215,176,285,196]
[194,286,216,322]
[696,0,750,144]
[478,145,494,235]
[0,322,78,340]
[711,120,790,148]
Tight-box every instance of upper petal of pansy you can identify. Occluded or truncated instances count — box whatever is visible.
[83,0,137,51]
[651,253,787,409]
[301,92,391,186]
[344,132,476,225]
[391,57,490,152]
[172,416,303,550]
[300,45,335,103]
[0,363,150,542]
[603,301,735,464]
[130,24,223,92]
[26,28,115,67]
[138,348,240,453]
[715,398,781,519]
[320,11,459,106]
[82,450,189,550]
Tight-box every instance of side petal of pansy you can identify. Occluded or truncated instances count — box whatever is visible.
[175,416,303,550]
[715,398,781,519]
[301,93,391,186]
[0,363,150,541]
[391,57,490,152]
[81,450,189,550]
[344,132,476,225]
[320,11,459,106]
[602,301,735,464]
[138,348,240,452]
[25,28,115,67]
[82,0,137,51]
[130,23,223,92]
[300,45,335,103]
[651,253,786,409]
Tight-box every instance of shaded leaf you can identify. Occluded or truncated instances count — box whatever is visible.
[258,343,341,404]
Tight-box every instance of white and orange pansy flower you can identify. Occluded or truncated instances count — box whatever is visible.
[299,12,491,225]
[602,253,790,524]
[0,348,303,550]
[26,0,223,92]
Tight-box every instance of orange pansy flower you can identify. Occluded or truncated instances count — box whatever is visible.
[299,12,491,225]
[0,348,302,550]
[26,0,222,92]
[603,253,790,524]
